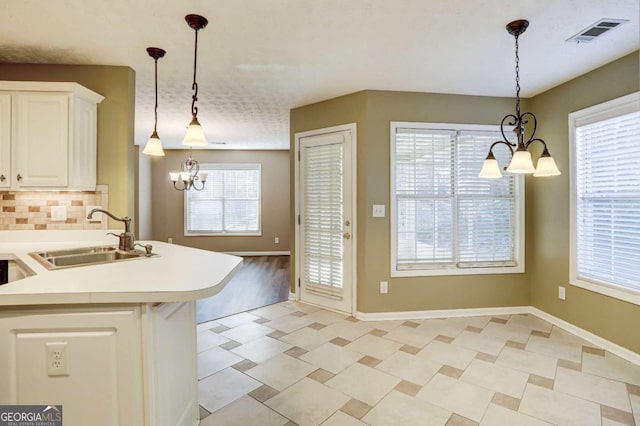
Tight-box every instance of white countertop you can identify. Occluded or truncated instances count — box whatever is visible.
[0,230,243,306]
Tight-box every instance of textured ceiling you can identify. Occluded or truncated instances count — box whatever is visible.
[0,0,638,150]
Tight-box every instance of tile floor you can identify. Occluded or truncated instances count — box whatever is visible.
[196,301,640,426]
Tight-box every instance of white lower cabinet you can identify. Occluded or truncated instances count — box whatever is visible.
[0,302,199,426]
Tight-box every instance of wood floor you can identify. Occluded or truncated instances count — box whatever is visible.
[196,256,290,323]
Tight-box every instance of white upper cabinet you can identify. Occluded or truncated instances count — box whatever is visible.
[0,82,104,190]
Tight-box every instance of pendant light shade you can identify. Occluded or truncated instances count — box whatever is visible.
[142,47,166,157]
[479,19,560,179]
[182,117,207,146]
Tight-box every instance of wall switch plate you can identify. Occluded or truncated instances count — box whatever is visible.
[558,286,566,300]
[167,238,173,244]
[274,237,280,244]
[85,205,102,222]
[372,204,386,218]
[380,281,388,294]
[46,342,69,376]
[50,206,67,222]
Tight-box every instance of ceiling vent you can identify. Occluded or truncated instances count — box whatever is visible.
[567,19,629,43]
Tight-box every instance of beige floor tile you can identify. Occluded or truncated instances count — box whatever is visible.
[299,342,363,374]
[279,327,334,350]
[341,398,372,419]
[417,319,465,338]
[496,347,557,379]
[383,324,437,348]
[264,314,316,333]
[549,326,590,345]
[460,359,529,398]
[601,404,636,426]
[321,410,366,426]
[358,319,404,332]
[198,367,262,413]
[362,390,451,426]
[554,367,631,411]
[490,393,520,411]
[525,335,583,364]
[452,330,508,356]
[582,352,640,386]
[321,320,374,341]
[481,322,531,344]
[601,418,631,426]
[265,378,350,426]
[197,320,220,333]
[447,413,479,426]
[200,395,288,426]
[506,314,553,333]
[395,380,422,397]
[519,384,601,426]
[231,336,293,364]
[631,394,640,426]
[250,304,295,320]
[418,340,477,370]
[376,351,442,385]
[198,346,244,379]
[443,316,491,329]
[326,362,400,406]
[479,404,551,426]
[285,346,309,358]
[345,333,403,360]
[248,384,279,403]
[232,359,258,373]
[439,365,465,379]
[308,368,335,384]
[221,321,277,344]
[288,302,322,314]
[417,374,493,422]
[305,309,348,325]
[198,330,231,353]
[245,353,317,391]
[217,312,262,328]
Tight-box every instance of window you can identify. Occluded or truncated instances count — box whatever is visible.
[570,92,640,304]
[390,122,524,277]
[185,164,261,236]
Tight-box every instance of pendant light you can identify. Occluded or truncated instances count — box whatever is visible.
[142,47,166,156]
[170,14,209,191]
[479,19,561,179]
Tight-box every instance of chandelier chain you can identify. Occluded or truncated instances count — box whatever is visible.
[191,27,199,118]
[514,33,521,118]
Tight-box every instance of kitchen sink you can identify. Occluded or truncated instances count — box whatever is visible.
[29,245,153,270]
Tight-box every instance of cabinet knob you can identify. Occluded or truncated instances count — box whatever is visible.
[0,174,5,182]
[16,174,22,182]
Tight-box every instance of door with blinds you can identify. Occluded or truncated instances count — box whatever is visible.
[298,129,353,314]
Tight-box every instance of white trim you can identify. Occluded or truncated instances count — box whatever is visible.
[223,251,290,256]
[288,292,298,301]
[356,306,529,321]
[294,123,358,316]
[356,305,640,365]
[569,91,640,306]
[389,121,525,277]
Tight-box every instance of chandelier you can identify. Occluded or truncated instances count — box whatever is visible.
[479,19,561,178]
[170,14,209,191]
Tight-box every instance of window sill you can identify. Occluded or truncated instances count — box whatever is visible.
[184,232,262,237]
[391,264,524,277]
[570,275,640,306]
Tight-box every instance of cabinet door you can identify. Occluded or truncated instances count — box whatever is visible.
[0,94,10,188]
[15,94,69,187]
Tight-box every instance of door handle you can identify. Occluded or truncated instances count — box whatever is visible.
[343,232,351,240]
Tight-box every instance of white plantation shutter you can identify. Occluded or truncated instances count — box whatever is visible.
[574,109,640,291]
[391,123,521,274]
[185,164,261,235]
[302,141,344,297]
[456,131,517,266]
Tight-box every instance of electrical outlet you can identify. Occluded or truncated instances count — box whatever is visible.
[46,342,69,376]
[50,206,67,222]
[274,237,280,244]
[372,204,386,218]
[168,238,173,244]
[380,281,388,294]
[558,286,566,300]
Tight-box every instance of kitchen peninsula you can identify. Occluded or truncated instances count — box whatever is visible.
[0,230,242,426]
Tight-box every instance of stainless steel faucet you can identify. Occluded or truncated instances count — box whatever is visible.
[87,208,135,251]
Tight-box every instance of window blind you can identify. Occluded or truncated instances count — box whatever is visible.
[575,110,640,291]
[185,164,261,234]
[302,142,344,297]
[393,126,519,272]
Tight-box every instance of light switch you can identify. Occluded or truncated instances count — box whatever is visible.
[372,204,385,218]
[51,206,67,222]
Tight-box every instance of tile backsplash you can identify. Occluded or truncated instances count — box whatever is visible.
[0,185,108,230]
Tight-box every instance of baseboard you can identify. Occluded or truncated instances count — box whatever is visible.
[288,292,298,301]
[224,251,291,256]
[356,305,640,366]
[527,307,640,366]
[356,306,529,321]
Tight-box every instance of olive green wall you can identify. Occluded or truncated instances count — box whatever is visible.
[151,149,290,253]
[0,64,137,230]
[528,51,640,353]
[291,90,531,312]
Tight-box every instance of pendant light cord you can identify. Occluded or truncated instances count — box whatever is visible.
[514,33,521,119]
[153,57,159,133]
[191,27,200,118]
